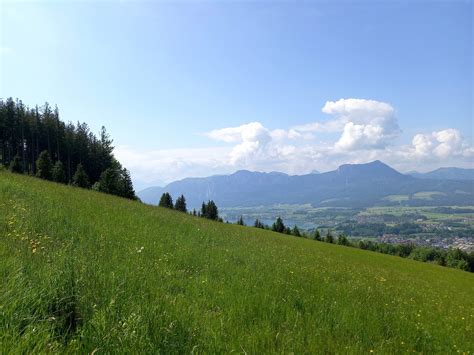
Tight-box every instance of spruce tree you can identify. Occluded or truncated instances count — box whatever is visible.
[96,168,119,194]
[325,230,334,243]
[9,154,23,173]
[313,229,321,241]
[205,200,219,220]
[36,150,53,180]
[254,218,264,228]
[72,163,90,188]
[237,216,245,226]
[159,193,173,208]
[337,234,350,246]
[174,195,187,212]
[94,167,135,200]
[292,225,301,237]
[52,160,66,183]
[272,217,285,233]
[120,168,136,200]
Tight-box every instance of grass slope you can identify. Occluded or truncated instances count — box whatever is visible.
[1,172,473,353]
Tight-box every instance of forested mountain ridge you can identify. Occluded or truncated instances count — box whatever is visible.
[0,97,136,199]
[138,161,473,207]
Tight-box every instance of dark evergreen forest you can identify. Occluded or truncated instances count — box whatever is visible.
[0,97,136,199]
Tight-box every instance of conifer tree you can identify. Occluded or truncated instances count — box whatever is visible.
[237,216,245,226]
[272,217,285,233]
[36,150,53,180]
[174,195,187,212]
[205,200,219,220]
[325,230,334,243]
[119,168,136,200]
[72,163,90,188]
[52,160,66,183]
[337,234,350,246]
[9,154,22,173]
[292,225,301,237]
[96,167,118,194]
[94,166,136,200]
[159,192,173,208]
[254,218,264,229]
[313,229,321,241]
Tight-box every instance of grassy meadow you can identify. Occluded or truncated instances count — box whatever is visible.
[1,171,473,353]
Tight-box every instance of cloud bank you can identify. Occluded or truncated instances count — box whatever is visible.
[115,98,473,187]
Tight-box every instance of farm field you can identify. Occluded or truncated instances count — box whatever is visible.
[1,171,474,353]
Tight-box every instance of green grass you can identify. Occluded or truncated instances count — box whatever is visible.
[1,172,473,353]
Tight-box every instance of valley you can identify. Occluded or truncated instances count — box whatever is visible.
[220,205,474,251]
[138,162,474,251]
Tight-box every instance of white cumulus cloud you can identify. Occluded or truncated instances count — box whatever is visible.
[412,128,466,159]
[116,98,473,187]
[322,98,401,151]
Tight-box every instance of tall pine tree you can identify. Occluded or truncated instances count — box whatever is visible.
[174,195,187,212]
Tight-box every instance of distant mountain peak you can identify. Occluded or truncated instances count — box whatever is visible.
[338,160,395,171]
[232,170,253,175]
[231,170,288,177]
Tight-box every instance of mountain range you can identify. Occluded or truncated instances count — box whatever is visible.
[137,161,474,208]
[408,167,474,180]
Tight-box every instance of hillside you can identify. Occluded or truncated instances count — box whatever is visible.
[138,161,474,208]
[1,171,473,353]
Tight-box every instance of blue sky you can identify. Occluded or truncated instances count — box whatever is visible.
[1,0,472,188]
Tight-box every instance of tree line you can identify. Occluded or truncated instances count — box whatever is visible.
[158,192,223,222]
[0,98,136,200]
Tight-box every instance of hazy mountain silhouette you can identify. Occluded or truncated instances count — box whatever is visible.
[138,161,473,208]
[409,167,474,181]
